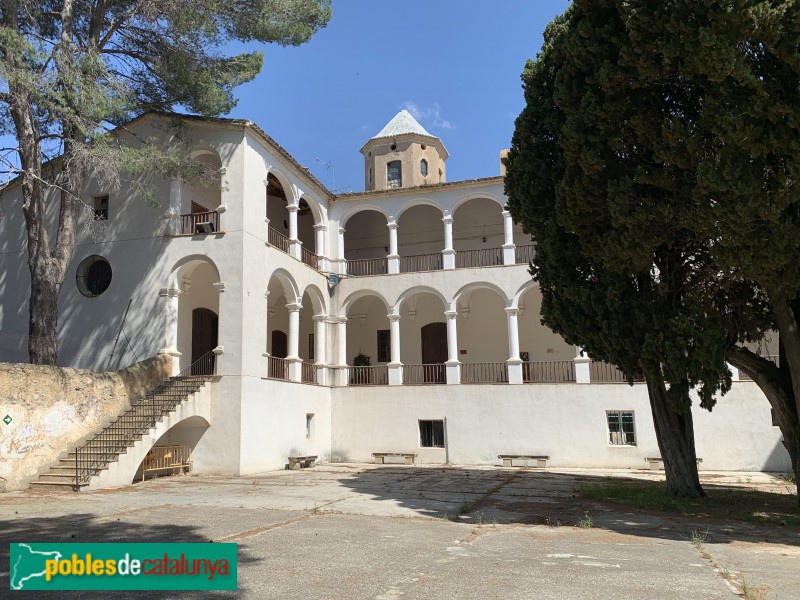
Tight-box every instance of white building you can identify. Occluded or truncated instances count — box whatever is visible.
[0,111,789,483]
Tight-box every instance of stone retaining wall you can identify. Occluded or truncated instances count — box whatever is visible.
[0,356,171,491]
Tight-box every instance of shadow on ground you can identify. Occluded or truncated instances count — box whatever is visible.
[0,513,259,598]
[331,465,800,547]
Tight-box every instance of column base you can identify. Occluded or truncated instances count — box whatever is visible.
[445,361,461,385]
[507,359,523,385]
[574,357,591,383]
[388,255,400,274]
[442,249,455,270]
[502,243,516,266]
[388,362,403,385]
[287,357,303,382]
[289,240,302,260]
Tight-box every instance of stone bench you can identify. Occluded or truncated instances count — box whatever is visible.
[372,452,417,465]
[498,455,549,468]
[645,457,703,471]
[288,455,317,470]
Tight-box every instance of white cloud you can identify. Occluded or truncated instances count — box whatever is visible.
[402,100,455,130]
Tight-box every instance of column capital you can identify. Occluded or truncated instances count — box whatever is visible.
[213,281,226,293]
[444,310,458,319]
[388,313,401,323]
[442,214,453,225]
[286,302,302,312]
[387,221,398,230]
[502,209,512,218]
[159,287,181,298]
[339,226,346,235]
[312,314,327,323]
[287,204,299,213]
[313,223,328,232]
[504,306,519,317]
[335,316,348,324]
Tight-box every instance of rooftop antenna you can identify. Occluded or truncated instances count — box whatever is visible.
[315,158,336,192]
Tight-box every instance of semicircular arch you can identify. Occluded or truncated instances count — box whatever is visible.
[340,289,390,316]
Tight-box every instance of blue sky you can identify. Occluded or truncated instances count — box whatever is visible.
[225,1,571,193]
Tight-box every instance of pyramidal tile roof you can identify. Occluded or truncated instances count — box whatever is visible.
[372,109,436,140]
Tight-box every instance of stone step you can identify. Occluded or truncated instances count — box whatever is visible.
[30,481,82,491]
[38,473,78,481]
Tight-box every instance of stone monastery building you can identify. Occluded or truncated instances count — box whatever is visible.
[0,111,789,487]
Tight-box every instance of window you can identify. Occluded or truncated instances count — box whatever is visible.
[377,329,390,363]
[387,161,402,188]
[308,333,315,361]
[93,195,108,220]
[306,413,315,439]
[76,255,112,297]
[368,167,373,184]
[419,420,445,448]
[420,159,428,177]
[607,411,636,446]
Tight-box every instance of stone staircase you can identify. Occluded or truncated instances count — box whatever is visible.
[31,355,215,491]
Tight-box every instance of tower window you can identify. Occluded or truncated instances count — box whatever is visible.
[420,159,428,177]
[387,161,402,189]
[368,167,373,184]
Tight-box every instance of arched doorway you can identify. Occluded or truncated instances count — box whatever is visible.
[191,308,218,374]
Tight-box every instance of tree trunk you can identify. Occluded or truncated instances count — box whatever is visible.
[727,346,800,503]
[27,258,63,365]
[645,373,705,497]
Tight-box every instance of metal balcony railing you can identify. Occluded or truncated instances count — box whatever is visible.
[403,363,446,384]
[179,211,220,235]
[399,253,443,273]
[301,246,318,269]
[349,365,389,386]
[589,361,644,383]
[515,245,535,265]
[455,248,503,268]
[301,361,318,384]
[347,257,388,276]
[522,360,575,383]
[461,362,508,384]
[267,356,289,381]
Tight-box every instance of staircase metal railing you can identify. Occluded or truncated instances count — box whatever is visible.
[71,352,216,490]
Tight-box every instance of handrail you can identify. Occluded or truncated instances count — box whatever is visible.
[515,245,535,265]
[461,362,508,384]
[399,253,442,273]
[179,211,220,235]
[522,360,575,383]
[267,356,290,380]
[301,246,318,269]
[403,363,446,384]
[347,257,388,276]
[73,351,215,489]
[455,248,503,268]
[589,361,644,383]
[268,226,290,253]
[349,365,389,385]
[301,361,318,384]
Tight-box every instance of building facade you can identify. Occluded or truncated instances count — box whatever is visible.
[0,111,789,481]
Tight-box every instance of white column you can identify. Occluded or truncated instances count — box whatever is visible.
[314,224,328,271]
[287,301,302,381]
[338,226,347,275]
[502,209,516,265]
[336,317,349,385]
[158,287,182,376]
[387,220,400,274]
[287,204,302,259]
[442,211,455,270]
[727,362,740,382]
[574,347,591,383]
[388,312,402,385]
[445,309,460,384]
[505,307,523,384]
[313,315,327,385]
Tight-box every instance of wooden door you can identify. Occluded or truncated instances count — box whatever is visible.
[191,308,218,374]
[421,322,447,383]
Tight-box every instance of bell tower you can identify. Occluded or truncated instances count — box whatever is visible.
[360,110,449,192]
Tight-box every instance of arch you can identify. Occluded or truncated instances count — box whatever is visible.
[267,268,300,303]
[450,191,506,214]
[340,204,390,228]
[452,281,510,308]
[512,279,539,308]
[297,192,326,226]
[265,167,297,205]
[189,145,222,164]
[394,198,444,221]
[167,255,221,287]
[340,289,390,316]
[301,283,328,316]
[394,285,449,312]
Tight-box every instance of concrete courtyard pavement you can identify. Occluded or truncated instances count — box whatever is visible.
[0,464,797,599]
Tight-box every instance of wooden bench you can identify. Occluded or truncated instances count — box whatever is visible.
[372,452,417,465]
[288,455,317,470]
[498,454,549,468]
[142,445,192,481]
[645,457,703,471]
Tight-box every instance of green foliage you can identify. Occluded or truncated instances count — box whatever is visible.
[505,2,734,410]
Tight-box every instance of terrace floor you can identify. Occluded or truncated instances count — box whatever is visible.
[1,465,797,599]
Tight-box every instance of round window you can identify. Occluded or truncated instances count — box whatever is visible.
[76,256,112,297]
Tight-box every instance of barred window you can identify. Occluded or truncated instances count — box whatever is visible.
[419,420,444,448]
[607,411,636,446]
